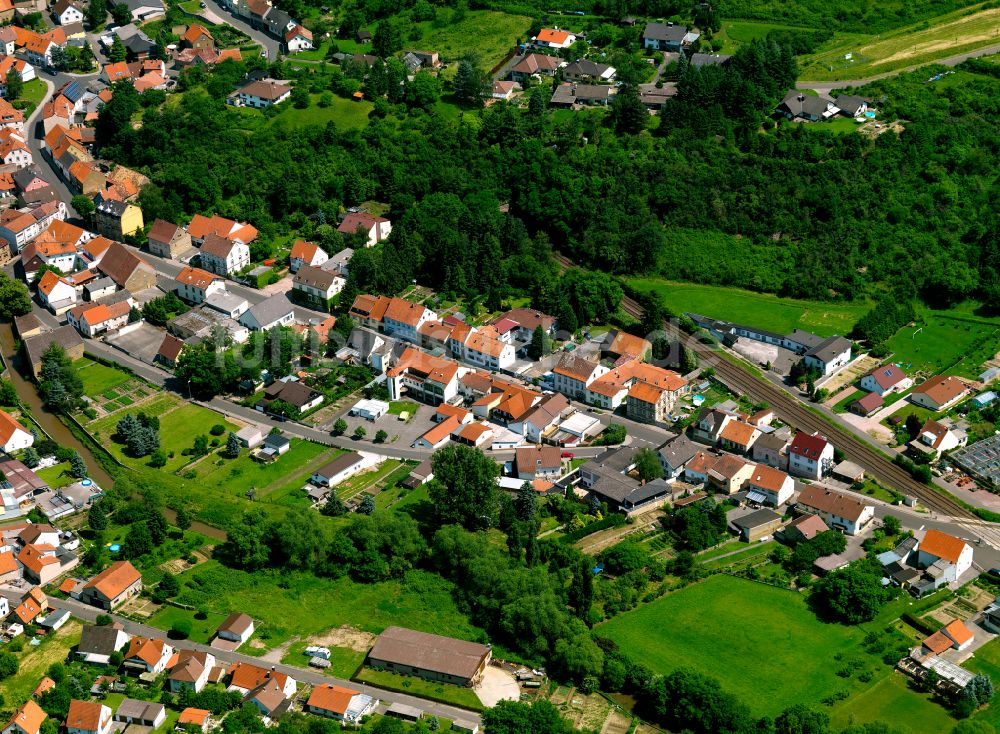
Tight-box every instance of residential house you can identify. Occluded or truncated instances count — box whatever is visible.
[732,508,783,542]
[113,700,164,729]
[240,294,295,331]
[521,392,569,443]
[373,296,436,343]
[284,24,312,52]
[337,212,391,246]
[77,624,130,665]
[859,364,911,396]
[706,454,755,494]
[293,265,344,308]
[551,353,608,400]
[93,199,143,239]
[168,651,216,693]
[123,636,173,674]
[642,22,699,51]
[52,0,84,26]
[177,709,211,732]
[796,485,875,535]
[307,684,375,723]
[84,277,117,302]
[387,348,461,404]
[97,242,155,292]
[803,336,853,375]
[13,586,46,625]
[776,90,839,121]
[915,528,973,581]
[311,453,365,488]
[508,53,561,82]
[289,239,328,272]
[4,700,46,734]
[718,420,761,455]
[367,627,491,687]
[0,129,32,168]
[911,419,966,457]
[490,80,518,100]
[744,465,794,507]
[850,392,884,417]
[788,431,834,480]
[235,80,291,107]
[175,266,225,304]
[603,329,651,363]
[658,434,699,479]
[17,543,78,585]
[785,513,829,542]
[514,446,562,481]
[413,415,460,449]
[199,233,250,276]
[0,410,32,453]
[36,270,77,315]
[227,662,297,698]
[154,333,184,368]
[691,407,735,444]
[65,700,111,734]
[147,219,191,258]
[77,560,142,610]
[257,379,323,414]
[751,432,790,470]
[67,300,132,338]
[562,58,616,82]
[550,82,613,108]
[216,613,255,644]
[22,326,84,378]
[181,24,213,50]
[533,28,576,49]
[835,94,869,117]
[187,214,257,246]
[108,0,166,23]
[910,375,969,412]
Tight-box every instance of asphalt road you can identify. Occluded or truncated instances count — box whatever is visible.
[202,0,280,60]
[0,592,482,725]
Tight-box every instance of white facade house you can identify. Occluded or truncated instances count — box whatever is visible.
[916,528,974,582]
[53,0,85,25]
[796,485,874,536]
[66,700,113,734]
[199,235,250,277]
[36,271,78,314]
[175,267,226,304]
[239,295,295,331]
[859,364,912,396]
[311,453,366,488]
[236,80,291,108]
[788,432,834,480]
[292,265,344,305]
[217,613,255,645]
[0,410,33,453]
[802,336,853,376]
[744,465,794,507]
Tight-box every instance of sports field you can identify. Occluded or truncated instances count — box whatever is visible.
[627,277,868,337]
[799,5,1000,80]
[885,309,1000,378]
[598,576,874,717]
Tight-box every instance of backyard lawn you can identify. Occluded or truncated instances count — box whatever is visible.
[828,672,956,733]
[626,277,869,337]
[598,575,891,718]
[172,561,485,652]
[75,357,133,395]
[281,640,367,678]
[965,637,1000,729]
[0,621,82,705]
[88,394,238,473]
[356,667,484,711]
[35,462,76,489]
[269,94,374,130]
[147,606,228,645]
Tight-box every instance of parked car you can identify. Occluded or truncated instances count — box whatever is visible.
[561,451,574,458]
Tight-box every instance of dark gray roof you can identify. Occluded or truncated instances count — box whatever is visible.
[785,328,824,350]
[78,624,125,656]
[242,294,294,328]
[778,91,832,118]
[689,53,731,67]
[13,167,48,191]
[659,434,699,469]
[732,508,781,529]
[264,433,290,449]
[563,59,613,77]
[23,326,83,368]
[315,452,364,478]
[835,94,867,112]
[115,698,164,722]
[643,22,688,42]
[293,265,340,290]
[806,335,853,364]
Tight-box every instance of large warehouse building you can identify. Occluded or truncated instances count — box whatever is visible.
[366,627,491,687]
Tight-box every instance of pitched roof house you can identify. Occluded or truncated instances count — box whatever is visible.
[77,560,142,610]
[910,375,968,412]
[337,212,391,246]
[796,485,874,536]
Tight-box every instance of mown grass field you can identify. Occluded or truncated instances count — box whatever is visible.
[269,94,374,130]
[964,637,1000,728]
[356,667,484,711]
[828,672,956,732]
[171,561,485,652]
[627,277,869,337]
[282,639,367,678]
[885,307,1000,378]
[598,575,896,719]
[409,11,530,69]
[89,394,237,473]
[147,605,228,644]
[75,357,133,394]
[715,20,816,54]
[799,4,1000,80]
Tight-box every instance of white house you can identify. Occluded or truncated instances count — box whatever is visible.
[534,28,576,49]
[910,375,969,412]
[113,700,165,730]
[289,239,328,272]
[337,212,391,247]
[236,80,291,108]
[123,637,173,675]
[217,613,255,645]
[551,353,608,400]
[175,266,226,304]
[199,234,250,277]
[4,700,46,734]
[52,0,85,25]
[859,364,912,396]
[66,700,112,734]
[787,431,834,480]
[292,265,344,306]
[67,300,132,338]
[240,295,295,331]
[803,336,853,376]
[307,685,376,724]
[795,485,874,536]
[168,651,217,693]
[36,270,77,314]
[0,410,33,453]
[916,528,973,582]
[311,453,365,488]
[284,25,313,52]
[744,465,794,507]
[911,419,966,460]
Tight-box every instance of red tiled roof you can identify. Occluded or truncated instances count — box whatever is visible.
[919,528,968,564]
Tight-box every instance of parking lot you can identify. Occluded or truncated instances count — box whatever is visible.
[330,402,436,450]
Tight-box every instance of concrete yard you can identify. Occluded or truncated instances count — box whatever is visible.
[475,666,520,707]
[106,322,169,366]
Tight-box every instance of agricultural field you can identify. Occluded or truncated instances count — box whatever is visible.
[88,393,238,474]
[799,4,1000,81]
[170,560,485,653]
[598,575,907,719]
[627,277,869,337]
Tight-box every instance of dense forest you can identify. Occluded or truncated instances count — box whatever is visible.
[98,40,1000,314]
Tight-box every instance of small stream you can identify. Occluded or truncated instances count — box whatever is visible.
[0,322,228,541]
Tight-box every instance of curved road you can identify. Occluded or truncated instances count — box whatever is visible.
[202,0,280,60]
[797,42,1000,93]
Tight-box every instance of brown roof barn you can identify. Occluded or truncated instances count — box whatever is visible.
[367,627,491,687]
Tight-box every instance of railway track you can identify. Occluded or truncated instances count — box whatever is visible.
[555,253,1000,545]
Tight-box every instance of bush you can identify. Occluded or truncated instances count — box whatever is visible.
[210,424,226,436]
[169,619,192,639]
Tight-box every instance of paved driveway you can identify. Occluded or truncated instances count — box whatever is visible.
[475,666,519,707]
